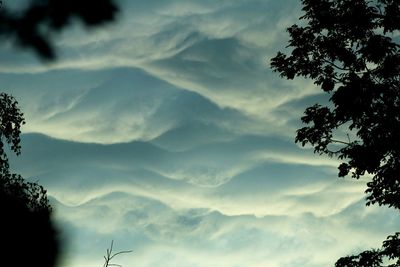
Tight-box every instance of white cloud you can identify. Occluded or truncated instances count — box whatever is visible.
[0,0,309,127]
[4,1,399,267]
[51,188,397,267]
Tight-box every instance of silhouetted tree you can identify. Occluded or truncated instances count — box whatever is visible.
[0,1,120,266]
[0,93,59,267]
[335,233,400,267]
[0,0,118,59]
[271,0,400,265]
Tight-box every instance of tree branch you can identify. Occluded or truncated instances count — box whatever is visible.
[103,240,132,267]
[330,139,351,145]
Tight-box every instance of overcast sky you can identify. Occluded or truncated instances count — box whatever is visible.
[4,0,400,267]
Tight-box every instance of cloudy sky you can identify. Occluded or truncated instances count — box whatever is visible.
[3,0,400,266]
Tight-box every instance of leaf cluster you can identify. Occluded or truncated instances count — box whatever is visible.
[0,92,57,267]
[271,0,400,265]
[335,232,400,267]
[0,92,51,212]
[0,93,24,169]
[0,0,118,59]
[271,0,400,210]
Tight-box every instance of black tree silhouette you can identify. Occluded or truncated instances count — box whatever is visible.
[0,93,59,267]
[271,0,400,265]
[0,0,118,59]
[0,1,119,266]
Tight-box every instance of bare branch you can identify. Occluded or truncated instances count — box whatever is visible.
[103,240,132,267]
[330,139,351,145]
[109,251,133,260]
[322,58,350,71]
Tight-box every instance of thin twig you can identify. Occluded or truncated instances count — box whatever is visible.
[103,240,133,267]
[330,138,351,145]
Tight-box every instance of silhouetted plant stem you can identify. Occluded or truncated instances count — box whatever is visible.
[103,240,132,267]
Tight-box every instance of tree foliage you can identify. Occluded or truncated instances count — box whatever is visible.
[0,93,25,170]
[0,1,120,265]
[0,93,58,267]
[0,0,118,59]
[271,0,400,265]
[335,233,400,267]
[0,92,50,211]
[271,0,400,210]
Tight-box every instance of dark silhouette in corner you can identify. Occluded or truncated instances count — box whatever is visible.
[1,173,59,267]
[0,0,118,59]
[271,0,400,266]
[0,1,119,266]
[0,92,59,267]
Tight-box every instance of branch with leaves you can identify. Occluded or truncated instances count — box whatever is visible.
[271,0,400,265]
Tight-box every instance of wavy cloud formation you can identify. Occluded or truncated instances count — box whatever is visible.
[3,0,399,267]
[10,133,399,267]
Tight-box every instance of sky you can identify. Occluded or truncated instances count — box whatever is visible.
[3,0,400,267]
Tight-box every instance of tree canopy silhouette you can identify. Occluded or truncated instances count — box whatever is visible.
[0,93,59,267]
[0,0,118,59]
[271,0,400,265]
[0,1,120,266]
